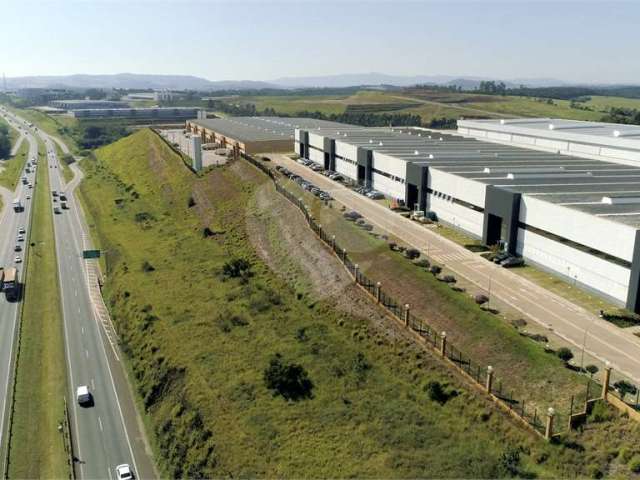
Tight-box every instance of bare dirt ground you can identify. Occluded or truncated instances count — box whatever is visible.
[245,178,407,341]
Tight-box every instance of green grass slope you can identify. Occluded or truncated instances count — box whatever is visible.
[78,129,626,478]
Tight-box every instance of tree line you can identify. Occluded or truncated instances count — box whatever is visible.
[0,122,12,159]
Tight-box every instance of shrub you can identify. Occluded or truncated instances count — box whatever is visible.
[142,261,156,272]
[474,294,489,305]
[441,275,456,283]
[188,196,196,207]
[222,258,252,279]
[556,347,574,363]
[614,380,638,400]
[404,248,420,260]
[429,265,442,275]
[585,364,599,376]
[263,353,314,401]
[619,447,634,463]
[414,259,430,268]
[629,455,640,473]
[134,211,155,223]
[425,380,448,404]
[588,400,614,423]
[388,242,397,251]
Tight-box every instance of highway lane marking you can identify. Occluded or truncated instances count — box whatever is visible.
[85,349,89,359]
[81,327,85,335]
[98,416,103,432]
[91,378,95,390]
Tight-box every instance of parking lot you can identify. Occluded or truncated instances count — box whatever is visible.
[160,129,228,167]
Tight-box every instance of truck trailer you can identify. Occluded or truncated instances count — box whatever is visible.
[1,267,19,301]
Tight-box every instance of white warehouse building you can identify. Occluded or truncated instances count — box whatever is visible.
[294,123,640,312]
[458,118,640,166]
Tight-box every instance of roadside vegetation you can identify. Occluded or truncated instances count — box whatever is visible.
[0,117,14,159]
[8,142,69,479]
[0,138,28,190]
[75,129,640,478]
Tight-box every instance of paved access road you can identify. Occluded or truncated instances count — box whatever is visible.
[0,109,37,468]
[30,123,156,479]
[273,154,640,384]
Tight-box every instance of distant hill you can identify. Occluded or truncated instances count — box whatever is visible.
[6,73,279,91]
[270,72,569,89]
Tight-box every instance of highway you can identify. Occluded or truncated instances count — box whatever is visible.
[40,129,155,479]
[0,109,37,470]
[0,108,155,479]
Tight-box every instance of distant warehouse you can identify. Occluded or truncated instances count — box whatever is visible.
[186,117,347,154]
[458,118,640,166]
[50,99,129,110]
[295,122,640,312]
[72,107,200,121]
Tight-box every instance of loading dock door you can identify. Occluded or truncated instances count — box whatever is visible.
[407,184,419,211]
[485,214,502,247]
[357,165,366,186]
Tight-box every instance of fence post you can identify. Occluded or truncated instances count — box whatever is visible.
[354,264,359,284]
[342,248,347,263]
[376,282,382,304]
[545,407,555,440]
[332,235,336,251]
[318,224,322,237]
[404,304,410,327]
[486,365,494,393]
[440,331,447,357]
[602,361,612,400]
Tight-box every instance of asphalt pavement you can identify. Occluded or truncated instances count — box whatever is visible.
[37,129,156,479]
[0,109,38,472]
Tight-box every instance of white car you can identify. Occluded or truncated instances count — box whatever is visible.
[18,227,25,234]
[14,256,22,263]
[76,385,91,405]
[115,464,134,480]
[17,235,24,242]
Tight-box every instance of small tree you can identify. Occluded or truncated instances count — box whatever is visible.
[264,354,313,401]
[556,347,574,364]
[425,380,448,404]
[474,294,489,305]
[613,380,638,401]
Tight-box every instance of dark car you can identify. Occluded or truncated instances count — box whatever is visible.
[493,252,510,264]
[501,256,524,268]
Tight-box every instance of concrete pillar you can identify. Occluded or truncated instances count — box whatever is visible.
[191,135,202,171]
[545,407,555,440]
[376,282,382,304]
[602,362,612,400]
[486,365,494,393]
[354,264,359,284]
[440,331,447,357]
[404,304,410,327]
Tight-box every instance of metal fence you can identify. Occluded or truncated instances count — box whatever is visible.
[242,154,609,438]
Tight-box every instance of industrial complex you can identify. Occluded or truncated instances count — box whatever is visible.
[72,106,200,121]
[186,117,346,154]
[292,120,640,313]
[182,115,640,313]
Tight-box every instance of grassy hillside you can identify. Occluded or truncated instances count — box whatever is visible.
[232,89,640,126]
[76,129,640,478]
[0,137,29,190]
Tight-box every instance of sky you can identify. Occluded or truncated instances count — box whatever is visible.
[2,0,640,84]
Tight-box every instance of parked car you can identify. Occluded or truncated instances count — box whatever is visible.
[493,252,510,264]
[501,256,524,268]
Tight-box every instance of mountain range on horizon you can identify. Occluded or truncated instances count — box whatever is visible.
[3,71,636,91]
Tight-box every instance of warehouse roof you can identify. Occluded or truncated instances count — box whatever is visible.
[304,124,640,228]
[190,117,348,143]
[457,118,640,153]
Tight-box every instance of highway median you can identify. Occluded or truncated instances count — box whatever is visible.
[7,138,70,478]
